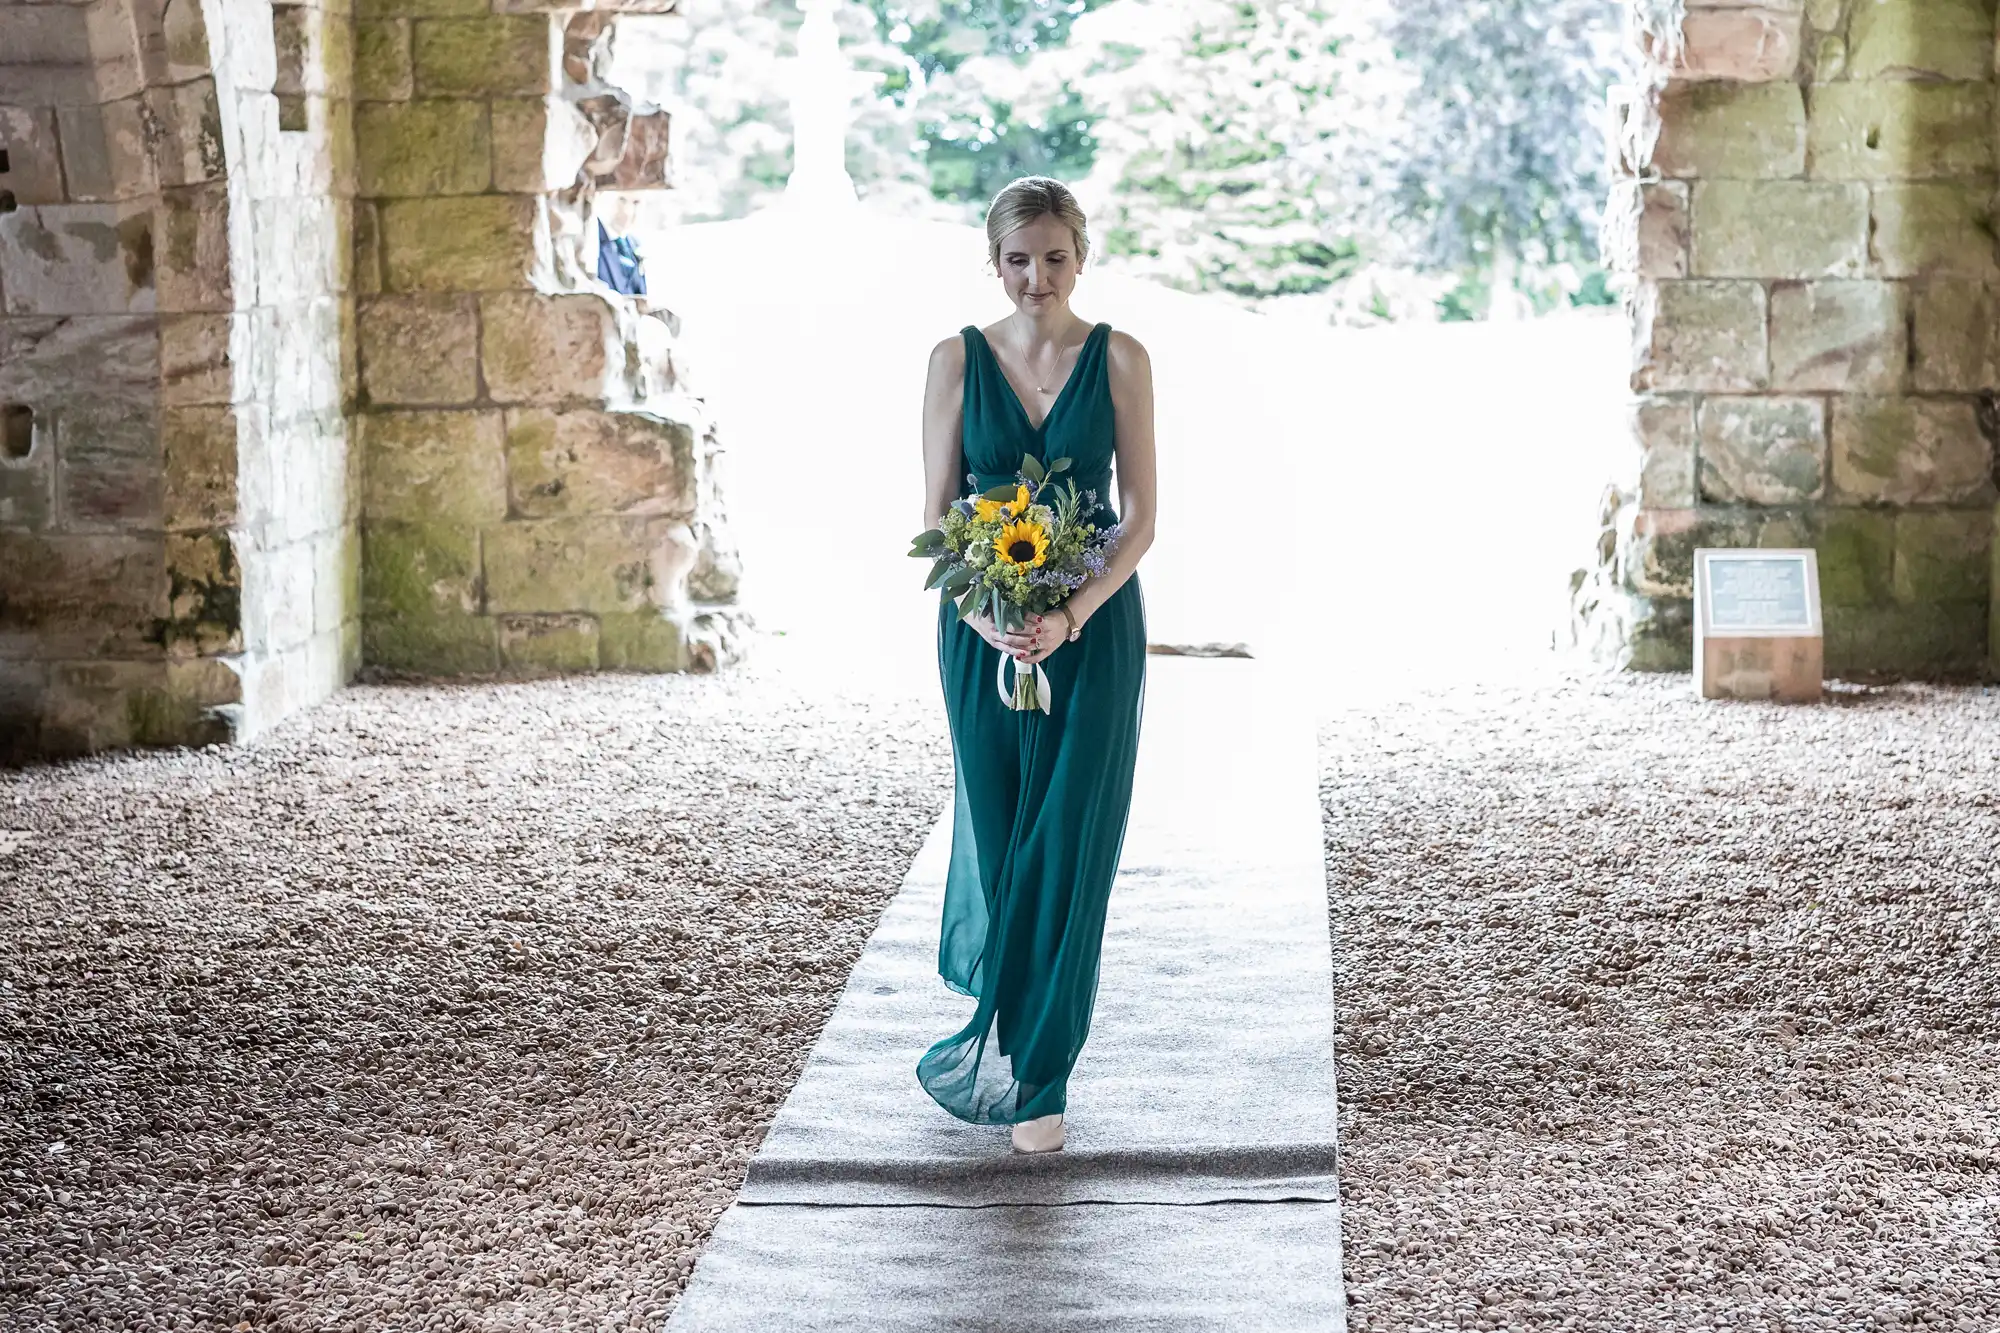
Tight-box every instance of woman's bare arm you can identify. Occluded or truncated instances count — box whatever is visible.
[921,335,967,530]
[1059,330,1156,631]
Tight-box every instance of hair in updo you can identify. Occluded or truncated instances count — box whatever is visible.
[985,176,1090,271]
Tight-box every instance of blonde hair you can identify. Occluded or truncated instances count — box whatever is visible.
[985,177,1090,270]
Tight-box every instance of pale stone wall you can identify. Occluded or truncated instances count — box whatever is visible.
[4,0,234,754]
[1587,0,2000,676]
[352,2,744,676]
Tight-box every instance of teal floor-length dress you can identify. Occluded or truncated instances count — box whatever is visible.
[918,320,1147,1126]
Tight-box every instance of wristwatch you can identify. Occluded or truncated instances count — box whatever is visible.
[1060,605,1081,642]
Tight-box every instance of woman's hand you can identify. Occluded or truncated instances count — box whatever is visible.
[967,610,1067,665]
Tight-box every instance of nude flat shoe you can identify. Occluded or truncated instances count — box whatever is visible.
[1011,1113,1065,1154]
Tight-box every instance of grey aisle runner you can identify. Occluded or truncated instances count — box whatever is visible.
[666,658,1345,1331]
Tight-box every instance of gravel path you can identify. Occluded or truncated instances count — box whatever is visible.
[0,660,951,1332]
[1323,673,2000,1332]
[7,660,1999,1331]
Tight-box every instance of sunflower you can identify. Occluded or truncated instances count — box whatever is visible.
[993,518,1050,569]
[973,484,1031,524]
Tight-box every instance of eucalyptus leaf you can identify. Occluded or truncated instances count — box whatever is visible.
[982,484,1020,503]
[924,557,955,589]
[912,527,944,548]
[940,567,975,594]
[1019,454,1046,484]
[957,584,980,620]
[1049,457,1072,473]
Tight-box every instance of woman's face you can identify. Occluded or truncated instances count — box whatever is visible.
[996,215,1081,316]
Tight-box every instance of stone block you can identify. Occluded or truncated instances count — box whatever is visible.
[1652,82,1807,178]
[156,183,234,314]
[412,16,555,97]
[355,100,491,197]
[250,198,341,306]
[144,78,226,188]
[361,519,481,617]
[0,451,53,530]
[1769,280,1906,391]
[1831,396,1995,505]
[1697,396,1826,504]
[357,0,486,20]
[1826,602,1988,676]
[359,296,480,406]
[355,19,414,100]
[363,612,499,673]
[354,201,383,296]
[162,405,238,531]
[1690,180,1867,278]
[3,5,93,62]
[601,110,670,189]
[599,609,686,670]
[361,409,506,525]
[313,526,361,635]
[0,204,156,316]
[504,408,697,518]
[55,97,154,204]
[491,97,596,194]
[1846,0,1995,81]
[498,612,599,671]
[58,406,163,528]
[1669,6,1803,81]
[1634,395,1698,508]
[1808,82,1995,181]
[1631,280,1769,393]
[480,291,617,403]
[0,316,157,410]
[243,536,318,655]
[0,107,67,206]
[0,532,167,659]
[1870,185,1999,279]
[160,313,235,406]
[1815,508,1895,607]
[1911,280,2000,392]
[1894,510,1991,605]
[162,528,242,656]
[379,195,541,293]
[482,516,696,614]
[1638,182,1690,279]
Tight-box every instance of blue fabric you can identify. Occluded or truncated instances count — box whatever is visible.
[597,220,647,297]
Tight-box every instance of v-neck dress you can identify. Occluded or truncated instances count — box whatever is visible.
[918,321,1147,1126]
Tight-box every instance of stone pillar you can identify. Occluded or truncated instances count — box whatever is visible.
[353,0,742,676]
[1583,0,1999,677]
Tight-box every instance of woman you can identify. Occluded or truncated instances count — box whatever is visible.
[915,177,1157,1155]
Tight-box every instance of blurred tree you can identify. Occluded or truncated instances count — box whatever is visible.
[1365,0,1624,315]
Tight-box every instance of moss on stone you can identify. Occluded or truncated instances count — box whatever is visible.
[412,17,554,98]
[379,195,539,294]
[498,613,600,672]
[355,20,413,101]
[1815,509,1896,607]
[1893,510,1992,605]
[600,610,686,671]
[355,100,490,197]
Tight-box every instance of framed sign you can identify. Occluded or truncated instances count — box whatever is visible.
[1693,548,1823,702]
[1695,549,1821,637]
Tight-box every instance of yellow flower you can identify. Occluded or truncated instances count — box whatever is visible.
[993,518,1050,569]
[973,484,1031,523]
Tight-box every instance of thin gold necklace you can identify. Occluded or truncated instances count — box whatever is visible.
[1019,319,1083,394]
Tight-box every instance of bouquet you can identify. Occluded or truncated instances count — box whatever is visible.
[909,454,1120,713]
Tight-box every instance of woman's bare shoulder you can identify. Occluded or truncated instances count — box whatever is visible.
[1105,329,1152,379]
[927,331,968,381]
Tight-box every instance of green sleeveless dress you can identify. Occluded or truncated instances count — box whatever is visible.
[918,321,1148,1126]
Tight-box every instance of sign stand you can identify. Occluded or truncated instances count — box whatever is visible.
[1693,548,1823,702]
